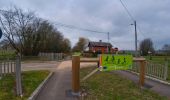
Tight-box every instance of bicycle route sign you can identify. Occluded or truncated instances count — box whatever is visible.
[99,54,133,71]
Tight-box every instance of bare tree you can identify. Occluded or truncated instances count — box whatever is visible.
[61,38,71,53]
[72,37,89,52]
[0,7,71,56]
[0,39,10,50]
[0,7,35,55]
[139,38,155,56]
[27,20,71,55]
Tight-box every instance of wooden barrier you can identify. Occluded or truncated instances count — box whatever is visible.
[72,56,146,94]
[72,56,80,94]
[80,58,99,63]
[133,57,146,86]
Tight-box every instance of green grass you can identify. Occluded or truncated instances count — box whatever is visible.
[80,67,167,100]
[144,56,170,81]
[145,56,170,64]
[0,70,50,100]
[21,56,49,62]
[0,50,16,60]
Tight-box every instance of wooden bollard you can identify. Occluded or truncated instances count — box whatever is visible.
[139,60,146,87]
[72,56,80,94]
[133,57,146,87]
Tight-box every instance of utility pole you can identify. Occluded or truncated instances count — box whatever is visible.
[107,32,110,53]
[107,32,110,43]
[134,21,138,57]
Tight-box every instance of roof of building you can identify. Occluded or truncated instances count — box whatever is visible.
[88,41,112,47]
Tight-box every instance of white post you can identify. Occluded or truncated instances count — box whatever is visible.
[164,62,168,80]
[15,55,22,97]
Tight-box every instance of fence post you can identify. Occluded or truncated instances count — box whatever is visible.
[4,61,6,76]
[15,55,22,97]
[72,55,80,95]
[60,53,62,60]
[7,60,10,74]
[51,53,54,61]
[139,60,146,87]
[164,61,168,80]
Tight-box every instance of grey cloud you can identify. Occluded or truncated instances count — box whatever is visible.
[0,0,170,50]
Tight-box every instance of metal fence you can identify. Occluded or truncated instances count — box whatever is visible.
[0,56,22,96]
[39,52,64,61]
[131,61,168,81]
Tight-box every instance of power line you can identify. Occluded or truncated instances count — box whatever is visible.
[1,9,110,41]
[137,25,147,39]
[119,0,135,21]
[119,0,139,56]
[119,0,148,40]
[1,8,110,38]
[110,40,119,46]
[0,9,108,34]
[53,21,110,45]
[53,22,108,34]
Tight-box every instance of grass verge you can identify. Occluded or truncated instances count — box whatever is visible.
[80,67,167,100]
[0,70,50,100]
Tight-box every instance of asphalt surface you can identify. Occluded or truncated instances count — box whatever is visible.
[36,61,75,100]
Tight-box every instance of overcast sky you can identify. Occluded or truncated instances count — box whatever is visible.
[0,0,170,50]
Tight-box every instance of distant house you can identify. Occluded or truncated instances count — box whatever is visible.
[88,40,117,54]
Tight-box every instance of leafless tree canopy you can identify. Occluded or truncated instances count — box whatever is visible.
[0,7,35,53]
[139,38,155,56]
[0,7,71,56]
[72,37,89,52]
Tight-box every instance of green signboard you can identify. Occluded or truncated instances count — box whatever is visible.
[99,54,133,71]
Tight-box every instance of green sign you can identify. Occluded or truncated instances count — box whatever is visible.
[99,54,133,71]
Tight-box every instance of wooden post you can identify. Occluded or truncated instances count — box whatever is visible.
[72,56,80,94]
[139,60,146,87]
